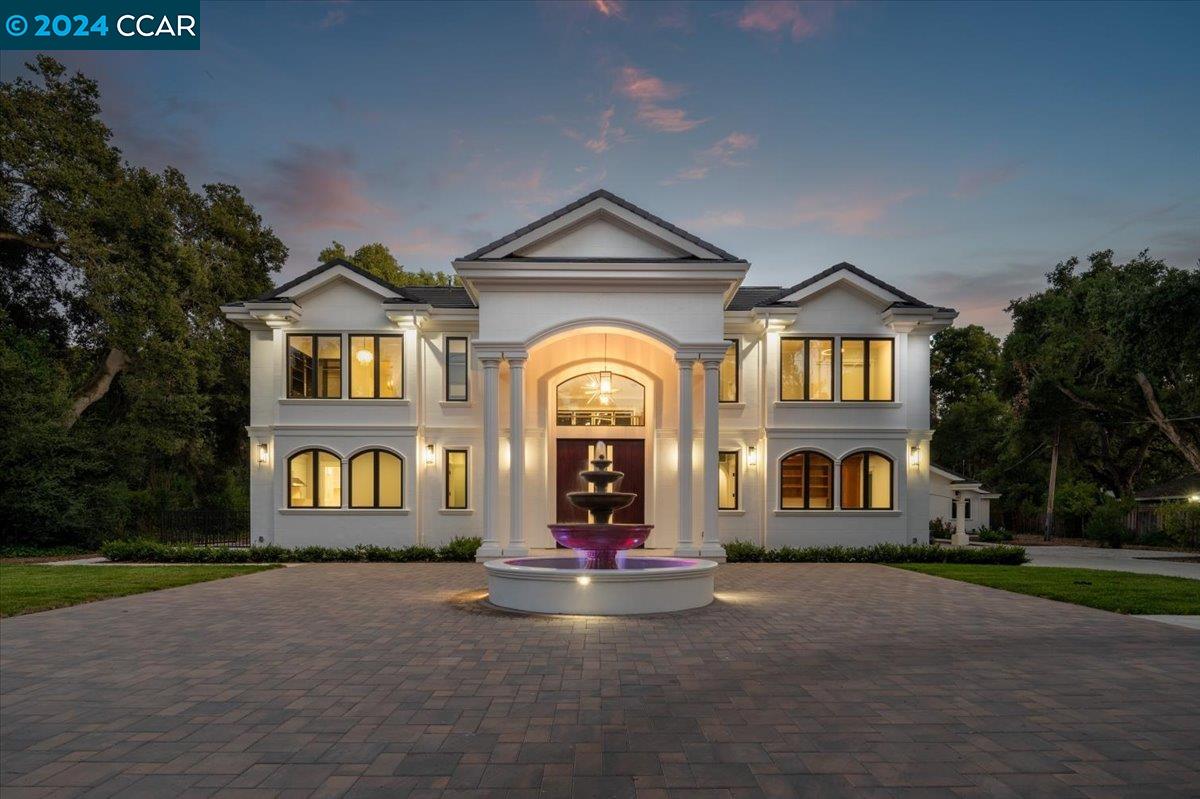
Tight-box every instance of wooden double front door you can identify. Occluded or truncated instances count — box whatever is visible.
[555,439,645,524]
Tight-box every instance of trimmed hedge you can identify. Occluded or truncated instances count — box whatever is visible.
[723,540,1027,565]
[101,537,483,564]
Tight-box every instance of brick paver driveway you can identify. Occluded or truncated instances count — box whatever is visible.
[3,564,1199,798]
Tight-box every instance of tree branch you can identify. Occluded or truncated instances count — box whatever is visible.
[64,348,130,429]
[0,230,68,255]
[1134,371,1200,473]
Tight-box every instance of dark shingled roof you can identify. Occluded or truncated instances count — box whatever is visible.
[396,286,476,308]
[259,258,415,301]
[1135,474,1200,501]
[778,262,947,310]
[727,286,786,311]
[459,189,746,263]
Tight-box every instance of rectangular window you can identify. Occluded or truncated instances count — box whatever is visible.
[719,339,738,402]
[445,337,468,401]
[287,335,342,398]
[964,498,972,520]
[445,449,468,509]
[841,338,893,401]
[349,335,403,398]
[718,451,739,509]
[780,338,833,401]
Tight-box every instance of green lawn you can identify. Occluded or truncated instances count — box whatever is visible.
[895,564,1200,615]
[0,564,281,618]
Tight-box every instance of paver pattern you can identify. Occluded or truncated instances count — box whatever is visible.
[2,563,1199,798]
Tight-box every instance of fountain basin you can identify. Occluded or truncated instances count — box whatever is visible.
[547,523,652,568]
[485,557,717,615]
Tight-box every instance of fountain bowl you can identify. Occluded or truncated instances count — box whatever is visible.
[484,556,717,615]
[547,523,652,568]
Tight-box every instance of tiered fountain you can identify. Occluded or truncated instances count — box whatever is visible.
[485,441,716,615]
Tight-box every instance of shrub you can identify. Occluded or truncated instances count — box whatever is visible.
[723,540,1026,565]
[101,536,484,563]
[1084,497,1135,548]
[1159,502,1200,549]
[976,527,1013,543]
[929,517,955,541]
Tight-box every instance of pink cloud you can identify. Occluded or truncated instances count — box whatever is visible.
[614,66,681,103]
[686,188,920,236]
[258,144,387,233]
[591,0,626,18]
[663,131,758,184]
[737,0,842,41]
[636,104,707,133]
[584,107,625,153]
[952,161,1024,199]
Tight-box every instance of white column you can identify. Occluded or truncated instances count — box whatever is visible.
[951,490,970,547]
[477,356,503,559]
[506,354,528,556]
[700,357,726,558]
[675,355,696,555]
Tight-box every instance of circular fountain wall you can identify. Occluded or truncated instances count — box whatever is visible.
[485,556,717,615]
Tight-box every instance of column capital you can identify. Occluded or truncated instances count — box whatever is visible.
[478,355,502,368]
[700,356,724,370]
[505,353,528,367]
[675,353,698,366]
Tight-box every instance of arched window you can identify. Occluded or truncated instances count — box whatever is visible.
[288,449,341,508]
[840,451,893,509]
[556,372,645,427]
[780,451,833,509]
[350,449,403,508]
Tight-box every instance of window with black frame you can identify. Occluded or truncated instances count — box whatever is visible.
[287,449,342,508]
[444,449,468,509]
[840,451,893,509]
[718,451,739,509]
[779,451,833,509]
[287,335,342,398]
[719,339,738,402]
[349,449,403,508]
[445,337,468,401]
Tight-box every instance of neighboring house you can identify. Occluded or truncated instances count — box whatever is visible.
[222,190,956,557]
[1134,474,1200,505]
[929,464,1001,534]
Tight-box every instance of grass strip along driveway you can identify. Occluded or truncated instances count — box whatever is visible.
[896,564,1200,615]
[0,564,280,618]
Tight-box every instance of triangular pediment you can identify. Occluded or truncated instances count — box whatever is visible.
[259,259,411,302]
[459,189,744,263]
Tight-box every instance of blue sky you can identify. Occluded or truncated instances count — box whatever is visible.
[4,0,1197,331]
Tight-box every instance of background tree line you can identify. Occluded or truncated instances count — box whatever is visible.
[2,58,1196,548]
[0,58,452,546]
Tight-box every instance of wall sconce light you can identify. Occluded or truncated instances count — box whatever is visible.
[909,445,921,468]
[747,445,758,467]
[257,443,269,465]
[424,444,436,466]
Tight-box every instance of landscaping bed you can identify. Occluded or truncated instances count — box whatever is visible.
[895,564,1200,615]
[724,541,1027,565]
[101,537,483,563]
[0,564,280,618]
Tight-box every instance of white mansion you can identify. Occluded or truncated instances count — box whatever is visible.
[223,190,956,558]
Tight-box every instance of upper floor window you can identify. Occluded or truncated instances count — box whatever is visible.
[840,451,892,509]
[350,335,403,399]
[350,449,403,508]
[445,448,468,509]
[288,449,341,508]
[445,336,469,401]
[841,338,893,401]
[780,450,833,509]
[718,451,739,509]
[287,335,341,398]
[556,372,645,426]
[780,338,833,401]
[719,339,738,402]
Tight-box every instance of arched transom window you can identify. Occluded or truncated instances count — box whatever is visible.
[841,451,893,509]
[288,449,341,508]
[350,449,404,508]
[780,451,833,509]
[556,372,645,427]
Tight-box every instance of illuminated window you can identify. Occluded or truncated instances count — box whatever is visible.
[556,372,645,426]
[718,451,739,509]
[350,449,403,508]
[779,451,833,509]
[719,339,738,403]
[840,451,893,509]
[445,449,468,509]
[780,338,833,401]
[288,449,341,508]
[445,337,468,401]
[349,335,403,398]
[287,335,341,398]
[840,338,893,401]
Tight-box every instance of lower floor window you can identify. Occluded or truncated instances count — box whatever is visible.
[350,449,403,508]
[840,452,892,509]
[288,449,341,508]
[780,451,833,509]
[718,451,739,509]
[445,449,468,509]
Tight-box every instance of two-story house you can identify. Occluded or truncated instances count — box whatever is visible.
[222,190,956,558]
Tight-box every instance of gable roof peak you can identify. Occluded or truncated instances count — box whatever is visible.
[258,257,417,302]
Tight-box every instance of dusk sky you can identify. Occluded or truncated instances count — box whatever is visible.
[4,0,1197,332]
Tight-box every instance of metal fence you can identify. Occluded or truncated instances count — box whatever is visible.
[137,509,251,547]
[996,505,1198,547]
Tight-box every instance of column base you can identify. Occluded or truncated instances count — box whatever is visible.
[502,544,530,557]
[950,532,971,548]
[475,541,503,561]
[699,542,727,562]
[673,545,700,557]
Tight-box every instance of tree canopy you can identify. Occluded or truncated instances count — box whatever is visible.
[318,240,457,287]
